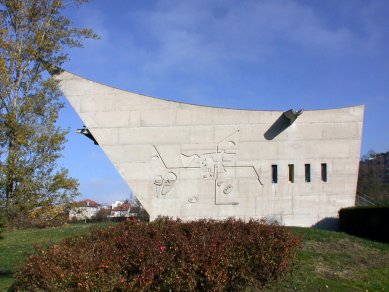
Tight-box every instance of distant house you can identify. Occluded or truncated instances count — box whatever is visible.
[111,201,124,208]
[69,199,101,220]
[110,203,134,218]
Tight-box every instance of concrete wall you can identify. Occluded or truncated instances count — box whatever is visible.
[57,70,364,227]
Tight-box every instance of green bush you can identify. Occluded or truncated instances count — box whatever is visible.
[339,206,389,242]
[12,218,300,291]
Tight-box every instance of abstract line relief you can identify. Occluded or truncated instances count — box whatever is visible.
[152,130,263,205]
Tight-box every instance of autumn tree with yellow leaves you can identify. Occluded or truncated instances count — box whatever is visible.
[0,0,98,228]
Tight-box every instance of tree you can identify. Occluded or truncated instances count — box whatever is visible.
[0,0,98,227]
[357,150,389,205]
[95,207,110,221]
[131,196,150,222]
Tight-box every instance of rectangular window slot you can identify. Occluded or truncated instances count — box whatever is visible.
[321,163,327,182]
[272,165,278,183]
[288,164,294,183]
[305,164,311,182]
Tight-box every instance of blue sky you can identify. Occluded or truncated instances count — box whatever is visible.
[58,0,389,204]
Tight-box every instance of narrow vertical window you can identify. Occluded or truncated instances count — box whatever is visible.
[321,163,327,182]
[288,164,294,183]
[272,165,278,183]
[305,164,311,182]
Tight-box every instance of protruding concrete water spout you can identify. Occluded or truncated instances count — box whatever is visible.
[76,126,99,145]
[283,109,303,124]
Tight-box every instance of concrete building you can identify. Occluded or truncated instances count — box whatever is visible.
[55,68,364,227]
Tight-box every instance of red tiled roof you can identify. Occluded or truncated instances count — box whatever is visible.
[79,199,100,207]
[112,203,131,211]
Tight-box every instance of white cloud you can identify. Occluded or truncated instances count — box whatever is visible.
[65,0,386,95]
[117,0,372,75]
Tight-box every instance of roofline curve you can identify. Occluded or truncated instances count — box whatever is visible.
[49,64,364,113]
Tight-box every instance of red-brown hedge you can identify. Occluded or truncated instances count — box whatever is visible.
[12,218,301,291]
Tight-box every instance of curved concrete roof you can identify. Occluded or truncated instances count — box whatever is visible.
[53,68,363,114]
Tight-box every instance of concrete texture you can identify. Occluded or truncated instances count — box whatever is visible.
[56,70,364,227]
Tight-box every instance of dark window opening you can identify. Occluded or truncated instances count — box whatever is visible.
[288,164,294,183]
[305,164,311,182]
[321,163,327,182]
[272,165,278,183]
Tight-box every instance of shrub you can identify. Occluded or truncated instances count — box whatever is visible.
[339,206,389,242]
[28,205,68,228]
[12,218,301,291]
[6,205,69,230]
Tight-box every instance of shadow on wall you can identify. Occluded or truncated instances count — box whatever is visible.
[264,114,291,140]
[312,217,339,231]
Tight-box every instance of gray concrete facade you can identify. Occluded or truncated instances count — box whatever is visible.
[56,70,364,227]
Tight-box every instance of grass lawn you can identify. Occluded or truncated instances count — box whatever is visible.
[268,227,389,291]
[0,222,116,291]
[1,223,388,291]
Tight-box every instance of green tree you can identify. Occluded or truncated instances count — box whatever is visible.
[0,0,98,227]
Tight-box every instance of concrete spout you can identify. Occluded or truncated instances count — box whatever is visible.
[283,109,303,124]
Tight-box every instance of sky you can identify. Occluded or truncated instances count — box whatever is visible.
[57,0,389,204]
